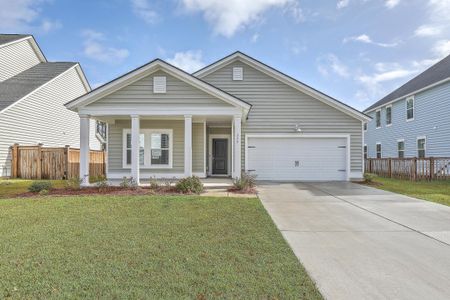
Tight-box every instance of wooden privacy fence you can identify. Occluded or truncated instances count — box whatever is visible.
[10,144,106,180]
[365,157,450,181]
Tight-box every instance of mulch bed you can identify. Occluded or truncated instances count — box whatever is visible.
[227,187,258,194]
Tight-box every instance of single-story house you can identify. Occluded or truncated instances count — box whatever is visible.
[65,52,370,185]
[0,34,102,177]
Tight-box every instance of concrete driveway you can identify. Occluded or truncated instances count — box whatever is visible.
[258,182,450,300]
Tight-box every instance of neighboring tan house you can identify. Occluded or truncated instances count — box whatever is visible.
[364,54,450,159]
[0,34,102,177]
[65,52,370,185]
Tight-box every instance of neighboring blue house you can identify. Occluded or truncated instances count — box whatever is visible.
[364,54,450,159]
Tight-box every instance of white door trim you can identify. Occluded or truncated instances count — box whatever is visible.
[208,134,231,176]
[245,133,351,181]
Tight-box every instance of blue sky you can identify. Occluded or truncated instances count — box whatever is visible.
[1,0,449,110]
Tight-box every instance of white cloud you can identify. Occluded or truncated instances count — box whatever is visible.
[131,0,159,24]
[432,40,450,58]
[82,30,130,64]
[414,24,442,37]
[179,0,302,37]
[428,0,450,23]
[251,33,259,43]
[337,0,349,9]
[0,0,60,32]
[166,50,205,73]
[344,34,398,47]
[318,54,349,78]
[385,0,400,9]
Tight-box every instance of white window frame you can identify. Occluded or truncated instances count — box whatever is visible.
[123,129,173,169]
[417,136,426,158]
[386,105,392,126]
[375,109,381,129]
[376,142,382,158]
[397,139,405,158]
[406,96,414,121]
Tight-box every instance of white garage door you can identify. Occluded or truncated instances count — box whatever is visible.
[246,136,348,181]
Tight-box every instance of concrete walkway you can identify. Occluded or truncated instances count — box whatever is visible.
[258,182,450,300]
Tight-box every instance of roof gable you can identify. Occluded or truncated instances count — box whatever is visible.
[364,54,450,112]
[0,34,46,62]
[194,51,370,122]
[66,59,251,112]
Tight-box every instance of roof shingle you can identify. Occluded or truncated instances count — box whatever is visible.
[0,34,30,46]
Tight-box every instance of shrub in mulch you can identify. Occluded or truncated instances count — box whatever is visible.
[228,173,257,194]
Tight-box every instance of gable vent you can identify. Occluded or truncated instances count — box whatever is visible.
[232,67,243,81]
[153,76,166,93]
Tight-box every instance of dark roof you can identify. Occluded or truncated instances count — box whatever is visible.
[0,62,77,111]
[0,34,30,46]
[365,54,450,112]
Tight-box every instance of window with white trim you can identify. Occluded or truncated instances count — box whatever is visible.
[363,122,367,131]
[417,137,426,158]
[376,143,382,158]
[406,96,414,120]
[232,67,243,80]
[364,145,368,159]
[123,129,173,168]
[386,105,392,125]
[397,140,404,158]
[375,109,381,128]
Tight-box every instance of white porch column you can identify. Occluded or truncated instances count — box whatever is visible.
[233,116,242,179]
[79,114,90,186]
[184,115,192,177]
[131,115,140,184]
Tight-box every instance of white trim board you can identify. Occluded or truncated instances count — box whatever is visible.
[244,133,351,181]
[194,52,370,122]
[107,172,206,179]
[208,134,231,176]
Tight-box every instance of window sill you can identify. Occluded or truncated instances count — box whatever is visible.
[386,124,392,127]
[406,118,414,122]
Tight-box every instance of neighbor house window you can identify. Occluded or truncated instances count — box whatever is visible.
[406,96,414,120]
[364,122,367,131]
[417,137,426,158]
[376,143,382,158]
[376,109,381,128]
[397,140,405,158]
[123,129,173,168]
[386,105,392,126]
[96,121,107,141]
[364,145,368,159]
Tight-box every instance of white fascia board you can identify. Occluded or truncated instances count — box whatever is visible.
[364,77,450,113]
[65,60,251,113]
[194,53,370,122]
[78,106,243,117]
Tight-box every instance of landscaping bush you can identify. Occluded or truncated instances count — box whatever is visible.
[95,176,109,191]
[64,177,82,190]
[364,173,377,183]
[232,172,256,192]
[120,176,138,189]
[175,176,204,194]
[149,177,160,190]
[28,181,53,193]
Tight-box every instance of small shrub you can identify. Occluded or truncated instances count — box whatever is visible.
[175,176,204,194]
[95,176,109,191]
[364,173,377,183]
[120,176,138,189]
[39,189,49,196]
[64,177,82,190]
[28,181,53,193]
[162,177,176,188]
[232,172,256,192]
[149,177,160,190]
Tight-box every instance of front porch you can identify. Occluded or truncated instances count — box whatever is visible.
[79,114,242,186]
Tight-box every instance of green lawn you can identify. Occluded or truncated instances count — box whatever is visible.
[367,177,450,207]
[0,195,321,299]
[0,179,65,199]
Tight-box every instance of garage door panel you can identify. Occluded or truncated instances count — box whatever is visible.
[247,137,347,181]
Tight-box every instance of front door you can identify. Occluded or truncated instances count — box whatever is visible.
[212,139,228,175]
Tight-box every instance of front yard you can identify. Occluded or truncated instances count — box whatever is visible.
[0,195,321,299]
[363,177,450,207]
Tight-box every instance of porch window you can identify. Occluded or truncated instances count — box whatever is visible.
[123,129,173,168]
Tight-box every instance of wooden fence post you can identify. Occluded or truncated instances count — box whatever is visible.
[388,158,392,178]
[11,143,19,178]
[64,145,70,179]
[429,157,434,180]
[37,143,43,179]
[412,157,417,181]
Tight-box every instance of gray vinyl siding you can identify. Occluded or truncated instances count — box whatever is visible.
[201,61,363,173]
[107,120,205,176]
[364,81,450,158]
[0,39,41,82]
[87,70,233,110]
[0,68,100,177]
